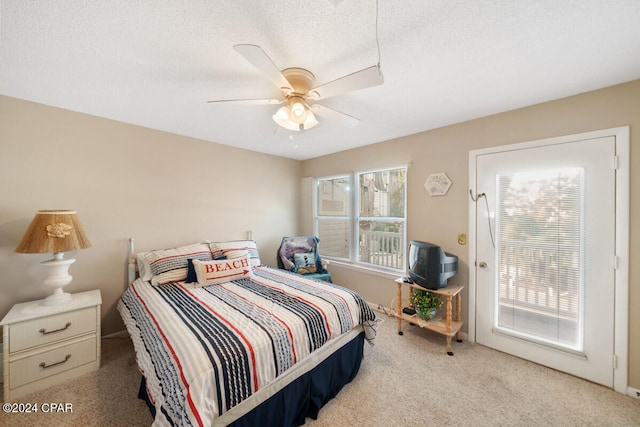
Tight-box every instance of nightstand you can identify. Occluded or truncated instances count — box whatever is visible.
[1,290,101,401]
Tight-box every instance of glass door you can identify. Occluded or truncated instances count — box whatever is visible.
[475,136,616,387]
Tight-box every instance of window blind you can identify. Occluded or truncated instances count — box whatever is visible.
[496,168,584,352]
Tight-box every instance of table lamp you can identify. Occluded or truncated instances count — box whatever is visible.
[15,210,91,306]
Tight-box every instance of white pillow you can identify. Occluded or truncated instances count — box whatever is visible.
[192,254,253,286]
[136,252,153,281]
[136,243,212,285]
[209,240,261,267]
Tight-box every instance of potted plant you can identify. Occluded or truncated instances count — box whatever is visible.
[409,289,442,320]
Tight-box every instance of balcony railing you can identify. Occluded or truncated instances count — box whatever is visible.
[498,240,580,320]
[359,230,403,269]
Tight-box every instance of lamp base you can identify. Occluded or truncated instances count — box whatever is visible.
[42,289,73,306]
[40,253,75,306]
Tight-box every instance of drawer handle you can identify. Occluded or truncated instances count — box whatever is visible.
[39,322,72,335]
[39,354,71,369]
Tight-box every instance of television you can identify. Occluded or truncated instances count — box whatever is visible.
[408,240,458,290]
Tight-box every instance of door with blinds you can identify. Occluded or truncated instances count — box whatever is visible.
[474,135,616,387]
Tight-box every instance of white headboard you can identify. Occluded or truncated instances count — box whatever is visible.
[126,232,256,287]
[127,237,137,285]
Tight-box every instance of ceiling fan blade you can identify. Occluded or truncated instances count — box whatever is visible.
[311,104,360,128]
[233,44,294,94]
[207,98,283,105]
[309,64,383,100]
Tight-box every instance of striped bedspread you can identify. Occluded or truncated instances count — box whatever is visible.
[118,265,376,426]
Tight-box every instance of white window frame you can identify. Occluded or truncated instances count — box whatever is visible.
[315,174,353,262]
[315,165,408,274]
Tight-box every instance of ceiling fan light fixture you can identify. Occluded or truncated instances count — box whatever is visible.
[289,97,308,124]
[274,105,289,120]
[303,110,318,130]
[272,106,301,131]
[272,96,318,131]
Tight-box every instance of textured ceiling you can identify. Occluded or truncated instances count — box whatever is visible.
[1,0,639,160]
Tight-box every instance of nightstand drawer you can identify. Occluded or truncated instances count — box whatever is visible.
[9,306,97,352]
[9,337,97,389]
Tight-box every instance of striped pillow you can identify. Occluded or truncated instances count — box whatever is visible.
[137,243,213,285]
[209,240,261,267]
[192,255,253,286]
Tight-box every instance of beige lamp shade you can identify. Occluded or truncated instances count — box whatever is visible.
[15,210,91,306]
[16,210,91,254]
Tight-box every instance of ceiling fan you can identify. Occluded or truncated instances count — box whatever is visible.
[207,44,384,131]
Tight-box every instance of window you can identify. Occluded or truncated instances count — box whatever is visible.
[315,167,407,272]
[497,168,584,350]
[316,176,352,260]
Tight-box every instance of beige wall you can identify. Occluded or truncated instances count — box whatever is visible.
[2,80,637,389]
[0,95,301,335]
[301,80,640,389]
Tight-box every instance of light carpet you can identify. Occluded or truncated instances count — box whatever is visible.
[1,314,638,426]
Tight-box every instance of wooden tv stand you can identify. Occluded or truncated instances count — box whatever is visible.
[393,278,464,355]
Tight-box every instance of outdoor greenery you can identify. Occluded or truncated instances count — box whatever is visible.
[389,168,406,218]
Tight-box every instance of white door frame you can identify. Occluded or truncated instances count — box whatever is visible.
[467,126,629,393]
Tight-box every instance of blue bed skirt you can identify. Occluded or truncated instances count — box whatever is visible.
[139,331,366,426]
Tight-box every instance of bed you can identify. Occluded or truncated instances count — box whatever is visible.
[117,239,376,426]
